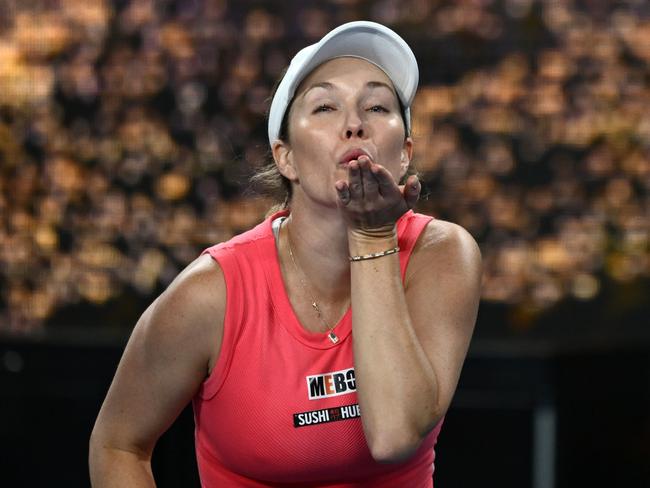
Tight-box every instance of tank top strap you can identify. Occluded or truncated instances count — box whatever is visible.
[396,210,434,281]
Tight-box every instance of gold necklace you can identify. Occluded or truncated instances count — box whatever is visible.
[284,220,343,344]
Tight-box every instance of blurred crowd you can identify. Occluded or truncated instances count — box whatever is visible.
[0,0,648,332]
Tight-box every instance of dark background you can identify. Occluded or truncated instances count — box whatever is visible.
[1,310,649,487]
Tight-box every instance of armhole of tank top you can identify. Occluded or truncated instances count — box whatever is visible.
[196,247,243,400]
[398,213,434,281]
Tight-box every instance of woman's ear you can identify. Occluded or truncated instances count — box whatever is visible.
[399,136,414,178]
[272,140,298,181]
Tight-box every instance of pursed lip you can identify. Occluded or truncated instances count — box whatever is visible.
[338,148,372,166]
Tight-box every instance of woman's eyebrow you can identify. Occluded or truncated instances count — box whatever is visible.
[302,82,335,98]
[365,81,396,94]
[302,80,395,98]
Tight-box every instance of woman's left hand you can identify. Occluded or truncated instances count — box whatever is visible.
[335,155,420,236]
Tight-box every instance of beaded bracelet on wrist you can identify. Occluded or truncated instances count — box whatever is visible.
[349,246,400,262]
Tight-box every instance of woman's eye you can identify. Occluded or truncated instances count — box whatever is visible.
[368,105,388,113]
[314,104,334,113]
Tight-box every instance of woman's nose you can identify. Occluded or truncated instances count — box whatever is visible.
[344,111,365,139]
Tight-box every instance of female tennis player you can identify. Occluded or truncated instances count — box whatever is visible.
[90,21,481,487]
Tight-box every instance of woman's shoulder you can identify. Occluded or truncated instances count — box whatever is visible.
[142,254,226,343]
[415,217,478,250]
[141,254,226,374]
[160,254,226,314]
[406,217,482,280]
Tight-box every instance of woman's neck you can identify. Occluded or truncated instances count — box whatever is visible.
[281,202,351,302]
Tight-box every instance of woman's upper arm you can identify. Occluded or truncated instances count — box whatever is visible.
[91,253,226,457]
[405,220,482,421]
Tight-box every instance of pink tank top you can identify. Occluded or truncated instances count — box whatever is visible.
[193,210,442,487]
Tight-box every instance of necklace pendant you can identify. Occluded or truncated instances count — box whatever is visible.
[328,331,339,344]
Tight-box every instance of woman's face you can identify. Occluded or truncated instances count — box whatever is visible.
[273,57,412,208]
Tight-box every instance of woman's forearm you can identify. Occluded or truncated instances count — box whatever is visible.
[348,231,440,463]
